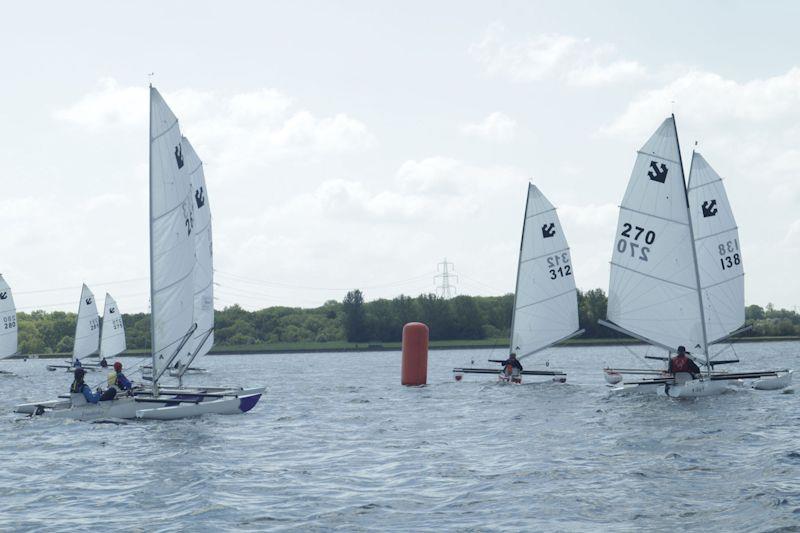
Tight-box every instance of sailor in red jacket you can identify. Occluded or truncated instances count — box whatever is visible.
[668,346,701,377]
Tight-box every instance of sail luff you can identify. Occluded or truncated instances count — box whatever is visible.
[149,85,158,389]
[682,148,710,374]
[508,183,532,356]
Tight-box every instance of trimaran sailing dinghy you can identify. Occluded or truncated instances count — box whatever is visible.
[453,184,583,383]
[600,116,792,397]
[16,86,264,420]
[99,293,126,360]
[46,284,102,372]
[0,274,18,375]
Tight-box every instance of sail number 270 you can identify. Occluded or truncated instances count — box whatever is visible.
[546,253,572,279]
[616,223,656,262]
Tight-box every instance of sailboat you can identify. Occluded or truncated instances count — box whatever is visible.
[0,274,18,374]
[99,293,126,360]
[16,86,264,419]
[600,116,792,396]
[453,183,583,383]
[46,284,102,372]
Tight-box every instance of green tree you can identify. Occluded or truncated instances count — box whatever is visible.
[342,289,367,342]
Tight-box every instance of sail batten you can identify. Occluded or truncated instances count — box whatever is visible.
[510,184,580,357]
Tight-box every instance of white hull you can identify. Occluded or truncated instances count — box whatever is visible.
[752,370,793,390]
[15,386,265,421]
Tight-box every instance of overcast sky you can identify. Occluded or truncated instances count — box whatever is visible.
[2,1,800,313]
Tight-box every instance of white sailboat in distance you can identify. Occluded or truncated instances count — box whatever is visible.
[46,284,102,372]
[0,274,18,375]
[600,116,792,396]
[99,293,126,360]
[16,86,265,420]
[453,183,583,383]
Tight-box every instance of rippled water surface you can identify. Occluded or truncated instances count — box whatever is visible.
[1,342,799,532]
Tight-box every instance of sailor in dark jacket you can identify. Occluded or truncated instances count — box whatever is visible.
[70,368,102,403]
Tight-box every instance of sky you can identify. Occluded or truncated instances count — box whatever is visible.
[2,0,800,313]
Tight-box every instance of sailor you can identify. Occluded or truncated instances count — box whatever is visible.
[73,358,82,369]
[108,361,133,391]
[500,352,523,380]
[99,357,108,368]
[71,368,115,403]
[668,346,701,378]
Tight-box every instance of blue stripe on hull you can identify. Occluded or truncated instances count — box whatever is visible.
[239,394,262,413]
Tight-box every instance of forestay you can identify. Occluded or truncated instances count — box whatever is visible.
[0,274,17,359]
[149,87,196,381]
[73,284,100,362]
[606,117,704,353]
[182,137,214,362]
[687,152,745,345]
[100,293,127,359]
[511,184,580,358]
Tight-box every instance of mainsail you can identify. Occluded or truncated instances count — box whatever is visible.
[100,293,127,359]
[73,284,100,362]
[182,137,214,366]
[149,86,196,383]
[605,116,706,355]
[510,184,581,358]
[0,274,17,359]
[687,152,745,344]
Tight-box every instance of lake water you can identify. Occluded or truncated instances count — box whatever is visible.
[1,342,798,532]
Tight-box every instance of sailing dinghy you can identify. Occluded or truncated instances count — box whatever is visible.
[600,116,792,396]
[99,293,126,360]
[453,184,583,383]
[16,86,264,420]
[46,284,102,372]
[0,274,18,375]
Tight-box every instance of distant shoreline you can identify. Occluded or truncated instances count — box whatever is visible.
[12,335,800,359]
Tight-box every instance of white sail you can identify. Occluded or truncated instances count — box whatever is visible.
[606,117,705,354]
[0,274,18,359]
[688,152,745,344]
[149,86,196,381]
[183,137,214,362]
[73,284,100,362]
[100,293,127,358]
[510,184,580,358]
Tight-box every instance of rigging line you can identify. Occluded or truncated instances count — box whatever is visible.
[15,277,149,296]
[215,270,432,291]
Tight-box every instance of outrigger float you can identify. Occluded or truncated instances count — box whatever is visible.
[16,86,264,420]
[453,183,582,384]
[599,116,792,397]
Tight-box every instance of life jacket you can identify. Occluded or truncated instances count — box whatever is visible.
[671,355,691,373]
[70,380,84,394]
[505,364,513,375]
[107,371,117,387]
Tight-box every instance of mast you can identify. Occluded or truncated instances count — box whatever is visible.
[508,183,532,355]
[148,85,159,393]
[674,116,710,375]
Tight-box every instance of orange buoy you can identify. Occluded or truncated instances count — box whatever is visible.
[401,322,429,386]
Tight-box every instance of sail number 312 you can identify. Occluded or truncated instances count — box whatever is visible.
[546,253,572,279]
[616,223,656,262]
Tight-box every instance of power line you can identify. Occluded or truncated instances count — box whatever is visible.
[215,269,432,291]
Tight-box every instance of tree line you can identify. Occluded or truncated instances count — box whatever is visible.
[13,290,800,354]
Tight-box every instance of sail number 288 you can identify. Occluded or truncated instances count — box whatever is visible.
[546,252,572,280]
[616,223,656,262]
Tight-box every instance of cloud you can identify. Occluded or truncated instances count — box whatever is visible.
[471,22,646,86]
[460,112,517,143]
[55,79,376,165]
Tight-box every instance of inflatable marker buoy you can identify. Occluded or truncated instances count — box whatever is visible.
[401,322,428,386]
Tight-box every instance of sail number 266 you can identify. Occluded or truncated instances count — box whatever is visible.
[616,223,656,262]
[546,253,572,279]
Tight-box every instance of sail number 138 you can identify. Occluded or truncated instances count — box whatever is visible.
[616,223,656,262]
[718,239,741,270]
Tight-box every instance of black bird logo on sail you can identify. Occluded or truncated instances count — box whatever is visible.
[175,144,184,169]
[647,161,668,183]
[0,292,6,300]
[541,223,556,239]
[109,307,116,314]
[195,187,205,208]
[85,297,93,305]
[702,200,718,218]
